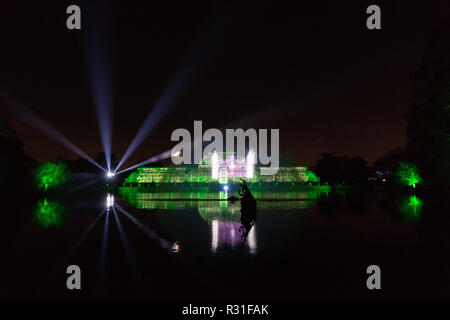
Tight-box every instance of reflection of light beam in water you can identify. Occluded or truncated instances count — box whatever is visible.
[112,207,141,285]
[211,220,219,253]
[97,209,110,293]
[0,92,106,172]
[114,208,219,295]
[115,204,174,252]
[116,209,217,294]
[247,226,257,255]
[106,193,114,208]
[62,209,106,265]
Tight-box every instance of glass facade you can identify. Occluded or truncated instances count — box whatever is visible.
[123,152,315,185]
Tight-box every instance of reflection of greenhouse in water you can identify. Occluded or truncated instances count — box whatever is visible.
[211,220,257,255]
[118,190,319,214]
[118,189,321,255]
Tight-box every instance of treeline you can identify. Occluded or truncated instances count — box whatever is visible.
[0,121,36,190]
[315,27,450,188]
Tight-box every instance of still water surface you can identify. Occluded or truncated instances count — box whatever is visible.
[1,189,449,299]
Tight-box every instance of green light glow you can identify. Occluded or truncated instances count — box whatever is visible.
[219,168,228,184]
[124,166,310,184]
[306,170,320,183]
[33,198,65,228]
[123,153,312,185]
[395,162,421,188]
[35,162,69,191]
[398,195,423,222]
[118,188,322,213]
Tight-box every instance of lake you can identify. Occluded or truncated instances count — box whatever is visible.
[1,188,449,299]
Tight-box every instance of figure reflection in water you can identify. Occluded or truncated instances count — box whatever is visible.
[239,179,257,239]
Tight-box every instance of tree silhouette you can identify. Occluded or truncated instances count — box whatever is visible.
[0,121,36,190]
[316,153,370,185]
[407,27,450,187]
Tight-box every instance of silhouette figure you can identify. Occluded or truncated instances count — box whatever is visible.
[238,179,257,239]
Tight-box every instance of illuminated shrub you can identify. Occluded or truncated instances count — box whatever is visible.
[306,170,320,183]
[34,161,69,191]
[395,161,421,188]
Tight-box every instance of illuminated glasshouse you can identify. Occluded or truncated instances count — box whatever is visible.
[123,152,319,186]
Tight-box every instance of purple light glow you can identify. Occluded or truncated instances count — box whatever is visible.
[220,155,247,178]
[211,220,257,254]
[211,221,242,252]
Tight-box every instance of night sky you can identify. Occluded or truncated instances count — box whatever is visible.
[1,0,449,168]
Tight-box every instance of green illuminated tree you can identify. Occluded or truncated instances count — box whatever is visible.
[35,162,69,191]
[395,161,421,188]
[306,170,320,183]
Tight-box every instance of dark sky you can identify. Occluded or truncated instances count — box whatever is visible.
[1,0,449,168]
